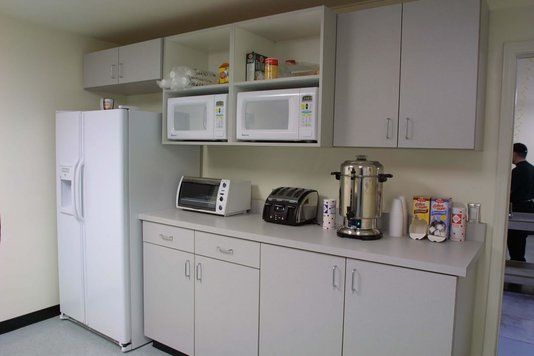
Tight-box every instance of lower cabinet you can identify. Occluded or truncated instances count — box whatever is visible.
[143,227,259,356]
[343,258,457,356]
[143,223,474,356]
[195,256,259,356]
[259,244,345,356]
[143,242,194,354]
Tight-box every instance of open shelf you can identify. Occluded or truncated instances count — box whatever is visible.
[161,6,336,147]
[234,75,319,91]
[164,25,232,81]
[165,83,229,97]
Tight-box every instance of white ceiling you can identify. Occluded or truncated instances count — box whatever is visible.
[0,0,528,44]
[0,0,361,44]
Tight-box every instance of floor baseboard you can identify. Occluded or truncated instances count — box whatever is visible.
[0,305,60,335]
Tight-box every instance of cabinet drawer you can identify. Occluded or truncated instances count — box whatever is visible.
[143,222,194,253]
[195,231,260,268]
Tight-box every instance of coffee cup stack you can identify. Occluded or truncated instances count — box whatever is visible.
[322,199,337,230]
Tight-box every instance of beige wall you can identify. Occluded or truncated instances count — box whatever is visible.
[0,15,112,321]
[124,2,534,355]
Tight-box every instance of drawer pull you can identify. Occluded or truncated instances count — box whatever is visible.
[159,233,174,241]
[217,246,234,255]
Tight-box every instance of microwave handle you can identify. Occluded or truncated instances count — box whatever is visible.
[203,112,207,130]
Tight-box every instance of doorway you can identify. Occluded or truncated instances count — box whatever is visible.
[498,54,534,355]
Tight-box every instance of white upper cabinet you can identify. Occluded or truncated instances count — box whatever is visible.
[334,0,487,149]
[117,39,163,85]
[334,5,401,148]
[84,39,163,94]
[83,47,119,88]
[398,0,485,149]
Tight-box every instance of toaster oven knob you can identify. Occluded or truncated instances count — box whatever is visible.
[219,196,224,202]
[222,182,227,188]
[218,206,223,211]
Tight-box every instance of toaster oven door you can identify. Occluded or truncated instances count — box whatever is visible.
[178,179,221,212]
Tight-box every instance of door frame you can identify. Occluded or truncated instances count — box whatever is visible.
[484,40,534,355]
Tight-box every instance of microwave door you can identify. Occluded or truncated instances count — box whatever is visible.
[167,99,214,140]
[238,93,300,141]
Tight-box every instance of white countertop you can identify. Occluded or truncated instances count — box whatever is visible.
[139,209,483,277]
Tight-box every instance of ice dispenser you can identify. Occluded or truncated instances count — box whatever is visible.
[59,165,75,215]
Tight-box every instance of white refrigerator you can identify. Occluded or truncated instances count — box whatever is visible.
[55,109,199,351]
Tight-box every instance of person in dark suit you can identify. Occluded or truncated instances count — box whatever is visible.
[508,143,534,261]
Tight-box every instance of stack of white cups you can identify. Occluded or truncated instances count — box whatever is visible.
[322,199,337,230]
[389,196,408,237]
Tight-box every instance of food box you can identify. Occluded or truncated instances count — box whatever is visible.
[428,198,452,241]
[412,196,430,225]
[450,206,467,242]
[246,52,266,81]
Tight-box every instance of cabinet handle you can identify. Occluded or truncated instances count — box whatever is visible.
[159,233,173,241]
[405,117,412,140]
[351,268,359,294]
[217,246,234,255]
[386,118,392,139]
[185,260,191,278]
[332,265,339,289]
[196,262,202,281]
[111,64,117,79]
[118,62,124,79]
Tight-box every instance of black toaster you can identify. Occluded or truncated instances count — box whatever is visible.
[263,187,319,226]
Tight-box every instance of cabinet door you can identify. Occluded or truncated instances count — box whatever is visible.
[143,242,194,355]
[118,38,162,84]
[398,0,480,149]
[334,5,401,148]
[83,47,118,88]
[195,256,259,356]
[343,259,456,356]
[259,244,345,356]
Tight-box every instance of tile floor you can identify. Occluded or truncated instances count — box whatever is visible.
[499,291,534,355]
[0,317,166,356]
[2,290,534,356]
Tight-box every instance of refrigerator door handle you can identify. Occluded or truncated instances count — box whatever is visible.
[73,160,81,220]
[78,161,85,220]
[73,160,85,220]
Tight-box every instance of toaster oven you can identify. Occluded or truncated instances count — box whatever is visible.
[176,176,251,216]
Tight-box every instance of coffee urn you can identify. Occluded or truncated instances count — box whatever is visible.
[331,155,393,240]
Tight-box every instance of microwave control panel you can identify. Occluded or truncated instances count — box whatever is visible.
[299,90,317,140]
[213,95,227,139]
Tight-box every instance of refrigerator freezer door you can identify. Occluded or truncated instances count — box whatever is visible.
[56,111,85,323]
[83,109,131,344]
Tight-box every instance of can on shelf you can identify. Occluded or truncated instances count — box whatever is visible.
[264,57,279,80]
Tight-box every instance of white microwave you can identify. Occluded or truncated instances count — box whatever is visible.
[167,94,227,141]
[236,87,318,142]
